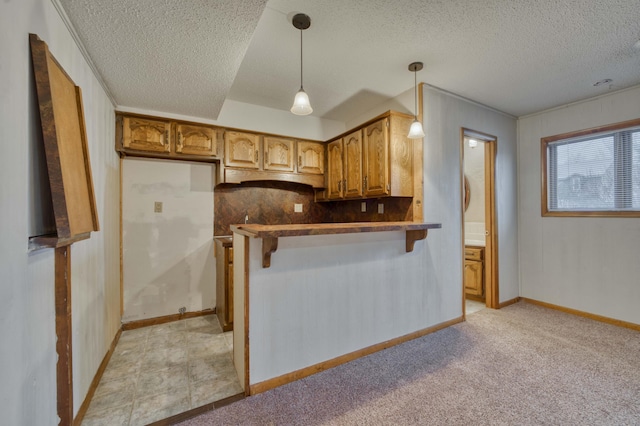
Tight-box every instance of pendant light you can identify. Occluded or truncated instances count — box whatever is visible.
[407,62,425,139]
[290,13,313,115]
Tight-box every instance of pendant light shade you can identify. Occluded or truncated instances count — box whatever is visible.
[408,118,425,139]
[407,62,424,139]
[291,88,312,115]
[290,14,313,116]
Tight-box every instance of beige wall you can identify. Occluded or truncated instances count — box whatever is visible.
[0,0,120,422]
[518,85,640,324]
[122,158,215,321]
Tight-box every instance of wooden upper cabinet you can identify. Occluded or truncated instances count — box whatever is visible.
[175,123,217,157]
[224,131,260,169]
[363,118,390,197]
[297,141,325,175]
[343,130,363,198]
[123,117,171,153]
[327,139,344,199]
[263,137,294,172]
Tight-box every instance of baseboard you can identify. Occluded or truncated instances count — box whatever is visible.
[521,298,640,331]
[498,297,520,309]
[249,316,464,395]
[73,327,122,426]
[122,308,216,331]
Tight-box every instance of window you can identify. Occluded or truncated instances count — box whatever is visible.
[541,118,640,217]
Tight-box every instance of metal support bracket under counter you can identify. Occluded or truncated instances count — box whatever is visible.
[230,221,442,268]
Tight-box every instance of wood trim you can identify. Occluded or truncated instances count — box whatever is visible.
[485,139,499,309]
[459,129,466,317]
[541,117,640,217]
[55,246,73,426]
[243,236,250,395]
[73,328,122,425]
[146,393,245,426]
[249,316,463,395]
[498,297,520,309]
[521,298,640,331]
[121,309,215,331]
[412,83,424,222]
[119,155,123,317]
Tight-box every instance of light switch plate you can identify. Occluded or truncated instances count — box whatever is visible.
[378,203,384,214]
[361,202,366,212]
[154,201,163,213]
[294,203,303,213]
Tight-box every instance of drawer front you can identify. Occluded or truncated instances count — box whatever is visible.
[465,247,483,261]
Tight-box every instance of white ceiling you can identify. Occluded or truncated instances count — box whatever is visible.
[60,0,640,122]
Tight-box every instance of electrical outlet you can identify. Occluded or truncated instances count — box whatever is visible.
[378,203,384,214]
[154,201,163,213]
[294,203,303,213]
[361,202,366,212]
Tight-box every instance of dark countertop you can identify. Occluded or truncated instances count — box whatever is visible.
[230,221,442,239]
[213,236,233,247]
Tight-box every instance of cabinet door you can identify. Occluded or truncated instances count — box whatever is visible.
[175,123,217,156]
[264,137,294,172]
[123,117,171,153]
[464,260,484,296]
[363,118,390,197]
[224,131,260,169]
[343,130,363,198]
[327,139,344,199]
[297,141,325,175]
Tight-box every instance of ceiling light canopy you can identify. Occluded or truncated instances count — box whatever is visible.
[290,13,312,116]
[407,62,425,139]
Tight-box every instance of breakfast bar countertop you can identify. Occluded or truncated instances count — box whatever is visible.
[230,222,442,268]
[230,221,442,239]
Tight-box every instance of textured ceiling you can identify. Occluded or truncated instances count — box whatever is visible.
[60,0,640,121]
[58,0,268,118]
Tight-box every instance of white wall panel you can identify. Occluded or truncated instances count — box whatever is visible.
[246,232,447,384]
[518,85,640,324]
[423,86,519,304]
[0,0,119,423]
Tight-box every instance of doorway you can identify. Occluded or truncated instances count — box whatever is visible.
[461,128,499,316]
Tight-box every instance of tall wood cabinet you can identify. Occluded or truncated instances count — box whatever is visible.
[324,111,414,201]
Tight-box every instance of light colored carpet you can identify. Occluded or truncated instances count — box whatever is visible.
[179,301,640,425]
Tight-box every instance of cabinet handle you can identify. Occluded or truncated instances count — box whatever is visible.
[165,130,169,146]
[364,176,368,190]
[255,150,258,163]
[298,156,302,168]
[343,179,346,192]
[338,180,341,192]
[177,131,183,149]
[265,151,269,164]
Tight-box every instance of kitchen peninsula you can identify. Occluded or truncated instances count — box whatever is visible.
[230,221,442,395]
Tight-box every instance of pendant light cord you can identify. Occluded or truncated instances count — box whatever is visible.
[414,68,418,119]
[300,30,303,89]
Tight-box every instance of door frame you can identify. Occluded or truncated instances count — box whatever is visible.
[460,128,499,313]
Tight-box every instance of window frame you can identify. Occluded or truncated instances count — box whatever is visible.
[541,117,640,217]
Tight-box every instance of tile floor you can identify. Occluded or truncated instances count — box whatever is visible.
[82,315,242,426]
[466,299,486,315]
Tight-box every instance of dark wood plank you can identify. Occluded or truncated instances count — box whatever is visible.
[55,246,73,426]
